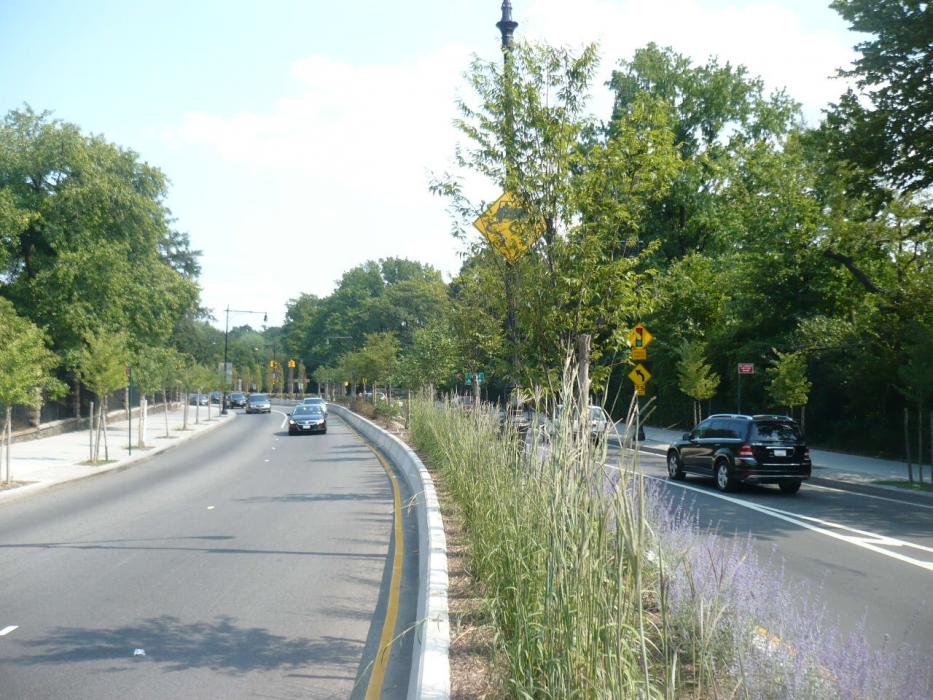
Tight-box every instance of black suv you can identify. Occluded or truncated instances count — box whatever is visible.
[666,414,811,494]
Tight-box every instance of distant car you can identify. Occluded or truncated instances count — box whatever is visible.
[226,392,247,408]
[288,405,327,435]
[245,393,271,414]
[666,414,811,494]
[301,396,328,415]
[209,391,223,404]
[189,393,209,406]
[549,405,613,442]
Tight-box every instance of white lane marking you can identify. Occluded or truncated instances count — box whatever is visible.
[264,459,270,463]
[133,648,146,656]
[0,625,18,636]
[271,447,276,451]
[634,472,933,572]
[804,481,933,511]
[272,409,289,430]
[207,506,215,510]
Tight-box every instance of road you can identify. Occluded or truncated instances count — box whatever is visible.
[610,447,933,649]
[0,410,417,699]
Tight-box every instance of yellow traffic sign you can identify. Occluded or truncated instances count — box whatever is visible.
[288,359,296,368]
[634,383,646,396]
[629,323,654,350]
[473,191,539,263]
[628,364,652,386]
[632,347,647,361]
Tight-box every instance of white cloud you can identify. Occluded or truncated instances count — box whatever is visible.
[167,1,857,326]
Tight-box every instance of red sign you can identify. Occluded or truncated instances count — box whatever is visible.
[738,363,755,375]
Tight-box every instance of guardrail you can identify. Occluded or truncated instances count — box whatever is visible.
[328,403,450,699]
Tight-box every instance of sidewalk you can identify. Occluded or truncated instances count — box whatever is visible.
[629,424,932,498]
[0,404,236,503]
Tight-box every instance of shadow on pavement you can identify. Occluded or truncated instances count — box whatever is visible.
[10,615,362,674]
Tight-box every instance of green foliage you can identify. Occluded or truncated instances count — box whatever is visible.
[0,298,65,408]
[676,341,720,403]
[766,350,812,410]
[70,330,129,400]
[827,0,933,193]
[0,107,200,354]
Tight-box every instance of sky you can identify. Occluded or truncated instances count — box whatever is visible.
[0,0,862,328]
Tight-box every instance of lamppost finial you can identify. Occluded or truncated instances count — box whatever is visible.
[497,1,518,50]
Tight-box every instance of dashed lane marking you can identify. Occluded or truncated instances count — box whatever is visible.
[0,626,19,636]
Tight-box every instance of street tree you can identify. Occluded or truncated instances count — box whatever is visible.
[766,350,813,430]
[675,340,720,425]
[70,330,129,463]
[0,299,65,482]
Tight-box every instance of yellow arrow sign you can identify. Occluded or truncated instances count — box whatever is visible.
[473,191,539,263]
[628,363,652,386]
[629,323,654,349]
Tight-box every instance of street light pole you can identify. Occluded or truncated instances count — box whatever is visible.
[222,306,267,415]
[498,1,522,387]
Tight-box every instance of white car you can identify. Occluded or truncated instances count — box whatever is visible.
[550,405,613,442]
[301,396,328,415]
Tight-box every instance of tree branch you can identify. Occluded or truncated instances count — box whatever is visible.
[822,247,891,297]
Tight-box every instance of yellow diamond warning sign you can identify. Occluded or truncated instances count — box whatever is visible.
[628,364,652,386]
[473,191,539,263]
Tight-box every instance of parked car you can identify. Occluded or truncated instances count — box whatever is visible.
[288,405,327,435]
[666,414,811,494]
[189,393,209,406]
[245,393,271,414]
[301,396,328,415]
[226,392,247,408]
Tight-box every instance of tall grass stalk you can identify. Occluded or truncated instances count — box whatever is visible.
[410,368,932,698]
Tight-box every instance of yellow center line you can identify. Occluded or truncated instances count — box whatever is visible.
[364,440,404,700]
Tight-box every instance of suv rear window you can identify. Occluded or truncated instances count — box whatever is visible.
[751,421,801,444]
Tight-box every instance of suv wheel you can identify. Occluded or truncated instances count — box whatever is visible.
[715,459,736,492]
[667,451,686,480]
[779,480,802,494]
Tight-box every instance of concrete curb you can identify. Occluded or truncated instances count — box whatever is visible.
[0,412,237,504]
[329,404,450,700]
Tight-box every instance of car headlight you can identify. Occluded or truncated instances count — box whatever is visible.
[289,420,295,424]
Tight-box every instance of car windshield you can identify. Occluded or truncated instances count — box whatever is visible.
[751,421,801,444]
[294,406,322,416]
[230,393,245,398]
[589,406,607,421]
[249,395,268,402]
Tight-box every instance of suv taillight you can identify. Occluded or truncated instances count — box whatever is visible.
[803,448,811,460]
[739,444,754,458]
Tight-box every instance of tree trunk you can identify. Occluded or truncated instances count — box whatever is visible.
[183,389,189,430]
[905,407,914,483]
[138,394,145,448]
[89,400,95,462]
[577,334,591,419]
[74,382,81,421]
[473,375,480,407]
[801,405,806,434]
[102,398,110,461]
[919,403,925,485]
[94,397,103,462]
[4,406,12,484]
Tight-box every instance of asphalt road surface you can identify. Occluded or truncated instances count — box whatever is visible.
[610,446,933,650]
[0,410,417,699]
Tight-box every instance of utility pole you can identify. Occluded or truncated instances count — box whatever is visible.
[498,1,522,387]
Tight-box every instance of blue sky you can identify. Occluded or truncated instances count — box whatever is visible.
[0,1,859,327]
